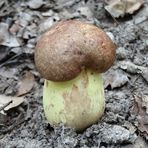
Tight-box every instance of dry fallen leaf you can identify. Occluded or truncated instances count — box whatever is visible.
[104,70,129,89]
[9,23,21,35]
[17,71,35,96]
[0,22,21,47]
[27,0,45,9]
[105,0,144,18]
[119,61,148,82]
[131,94,148,139]
[0,95,24,112]
[39,18,55,33]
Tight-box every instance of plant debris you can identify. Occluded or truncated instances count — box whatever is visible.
[0,0,148,147]
[104,70,129,89]
[17,71,35,97]
[105,0,144,18]
[119,61,148,82]
[27,0,45,10]
[0,23,21,47]
[131,94,148,139]
[0,95,24,112]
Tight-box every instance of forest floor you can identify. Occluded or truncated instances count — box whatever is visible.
[0,0,148,148]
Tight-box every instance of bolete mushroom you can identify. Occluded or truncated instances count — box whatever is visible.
[35,20,116,131]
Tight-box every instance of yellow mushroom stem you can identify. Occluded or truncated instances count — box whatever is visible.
[43,68,105,131]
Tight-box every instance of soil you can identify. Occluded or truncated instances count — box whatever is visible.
[0,0,148,148]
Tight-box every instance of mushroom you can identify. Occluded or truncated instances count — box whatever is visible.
[35,20,116,131]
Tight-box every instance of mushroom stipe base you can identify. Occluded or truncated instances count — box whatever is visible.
[43,69,105,131]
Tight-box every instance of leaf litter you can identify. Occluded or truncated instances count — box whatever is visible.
[17,71,35,97]
[119,61,148,82]
[131,94,148,139]
[0,23,21,47]
[0,0,148,147]
[105,0,144,18]
[104,69,129,89]
[0,95,24,112]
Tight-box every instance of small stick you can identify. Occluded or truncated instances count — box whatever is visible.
[0,114,25,134]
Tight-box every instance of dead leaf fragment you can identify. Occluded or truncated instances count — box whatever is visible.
[17,71,35,96]
[142,95,148,114]
[0,22,21,47]
[27,0,45,9]
[39,18,54,33]
[0,95,24,111]
[104,70,129,89]
[9,23,21,35]
[131,94,148,137]
[119,61,148,82]
[133,5,148,31]
[105,0,144,18]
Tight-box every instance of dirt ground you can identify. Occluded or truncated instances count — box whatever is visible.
[0,0,148,148]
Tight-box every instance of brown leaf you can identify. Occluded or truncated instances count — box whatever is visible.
[0,95,24,112]
[17,71,35,96]
[105,0,144,18]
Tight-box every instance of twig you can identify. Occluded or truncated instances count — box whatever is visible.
[0,53,22,68]
[109,12,121,29]
[0,109,26,133]
[0,116,25,134]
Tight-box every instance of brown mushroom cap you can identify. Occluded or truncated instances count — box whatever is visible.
[35,20,116,81]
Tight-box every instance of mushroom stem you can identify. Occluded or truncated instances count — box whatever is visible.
[43,68,105,131]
